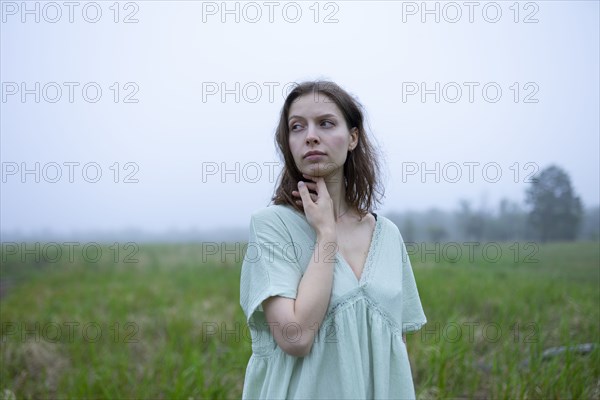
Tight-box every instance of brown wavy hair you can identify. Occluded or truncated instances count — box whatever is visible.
[270,81,385,221]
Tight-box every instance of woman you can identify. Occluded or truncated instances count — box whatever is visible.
[239,80,427,399]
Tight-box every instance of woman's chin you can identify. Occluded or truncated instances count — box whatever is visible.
[304,163,338,177]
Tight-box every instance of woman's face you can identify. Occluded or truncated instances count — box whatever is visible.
[287,92,358,179]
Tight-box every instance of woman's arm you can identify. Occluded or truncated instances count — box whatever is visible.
[263,175,338,357]
[263,229,337,357]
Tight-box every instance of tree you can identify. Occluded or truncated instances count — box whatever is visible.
[525,165,583,242]
[426,225,448,243]
[487,198,528,241]
[456,199,485,241]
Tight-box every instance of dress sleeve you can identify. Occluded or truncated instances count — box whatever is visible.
[239,211,303,326]
[399,232,427,334]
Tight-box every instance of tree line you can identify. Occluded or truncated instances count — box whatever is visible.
[386,165,599,243]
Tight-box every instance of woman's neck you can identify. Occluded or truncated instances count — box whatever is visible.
[323,172,351,220]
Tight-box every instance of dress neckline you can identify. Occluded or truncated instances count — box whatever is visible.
[336,214,381,285]
[279,204,381,284]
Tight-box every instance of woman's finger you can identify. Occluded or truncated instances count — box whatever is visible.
[313,176,330,199]
[302,174,317,186]
[299,181,317,191]
[292,190,317,198]
[293,192,317,204]
[297,181,314,206]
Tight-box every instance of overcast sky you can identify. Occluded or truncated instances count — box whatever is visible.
[2,1,599,236]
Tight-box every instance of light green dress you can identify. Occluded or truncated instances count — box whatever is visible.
[239,204,427,399]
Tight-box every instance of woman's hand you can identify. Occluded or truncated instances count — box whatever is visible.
[292,173,336,237]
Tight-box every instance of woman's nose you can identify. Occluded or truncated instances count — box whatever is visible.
[305,125,319,143]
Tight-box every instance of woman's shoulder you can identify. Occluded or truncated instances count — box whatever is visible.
[249,204,308,231]
[374,213,396,231]
[248,204,311,244]
[375,214,405,241]
[251,203,302,220]
[250,207,403,241]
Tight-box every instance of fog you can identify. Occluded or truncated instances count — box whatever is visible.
[2,1,598,240]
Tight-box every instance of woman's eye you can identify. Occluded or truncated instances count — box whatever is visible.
[322,120,334,127]
[290,123,301,131]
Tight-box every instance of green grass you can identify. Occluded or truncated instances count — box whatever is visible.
[1,241,598,399]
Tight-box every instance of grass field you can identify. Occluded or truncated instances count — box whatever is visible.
[1,240,599,399]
